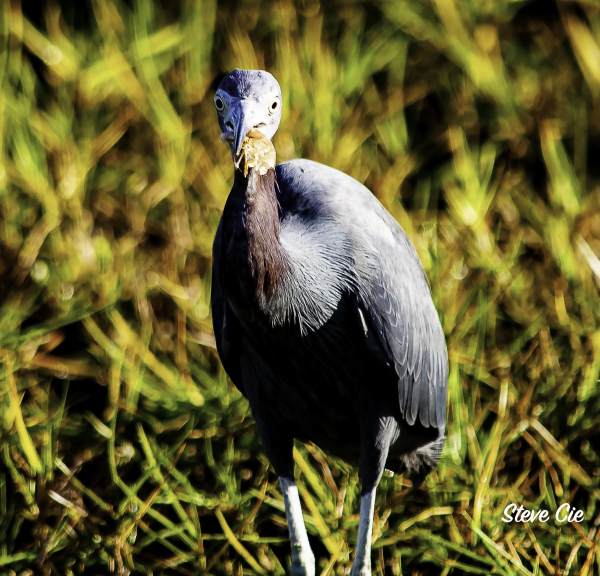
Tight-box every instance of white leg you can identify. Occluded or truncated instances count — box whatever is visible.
[350,489,376,576]
[280,477,315,576]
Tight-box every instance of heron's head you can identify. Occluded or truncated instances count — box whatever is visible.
[214,69,282,162]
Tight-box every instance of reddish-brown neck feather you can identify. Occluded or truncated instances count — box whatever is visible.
[245,168,288,300]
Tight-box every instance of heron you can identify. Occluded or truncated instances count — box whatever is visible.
[211,69,448,576]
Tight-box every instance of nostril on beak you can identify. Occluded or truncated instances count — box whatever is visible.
[226,121,234,131]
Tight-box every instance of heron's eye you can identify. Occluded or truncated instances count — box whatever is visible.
[215,96,224,111]
[269,99,279,113]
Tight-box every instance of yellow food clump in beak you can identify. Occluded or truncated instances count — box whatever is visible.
[236,129,276,177]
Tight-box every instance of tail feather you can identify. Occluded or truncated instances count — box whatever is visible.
[396,436,445,489]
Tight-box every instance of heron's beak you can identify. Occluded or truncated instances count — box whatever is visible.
[231,100,266,159]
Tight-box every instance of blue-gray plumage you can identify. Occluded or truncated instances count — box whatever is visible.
[211,69,448,576]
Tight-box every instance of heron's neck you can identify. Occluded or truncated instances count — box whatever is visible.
[240,168,288,301]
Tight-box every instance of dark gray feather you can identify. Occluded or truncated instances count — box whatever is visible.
[274,159,447,429]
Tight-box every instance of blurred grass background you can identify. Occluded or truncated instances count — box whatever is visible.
[2,0,600,574]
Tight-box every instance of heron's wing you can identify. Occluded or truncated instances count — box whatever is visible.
[211,219,245,395]
[357,230,448,430]
[276,159,447,429]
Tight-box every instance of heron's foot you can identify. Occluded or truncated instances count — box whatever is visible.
[290,551,315,576]
[350,559,371,576]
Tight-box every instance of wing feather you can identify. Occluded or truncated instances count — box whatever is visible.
[358,210,448,429]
